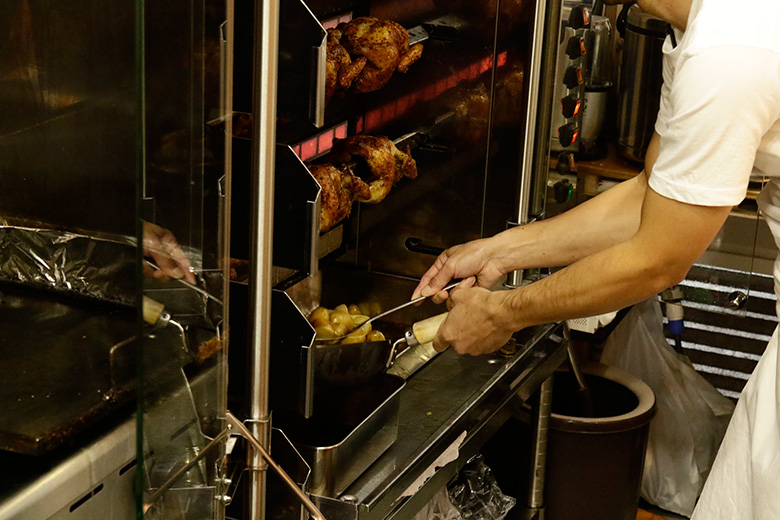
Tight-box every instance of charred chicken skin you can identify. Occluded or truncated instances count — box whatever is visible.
[309,163,372,232]
[328,135,418,204]
[330,17,423,94]
[324,30,367,104]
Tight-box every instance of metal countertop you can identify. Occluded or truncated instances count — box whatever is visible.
[311,321,568,520]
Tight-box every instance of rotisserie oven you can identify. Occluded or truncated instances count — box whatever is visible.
[226,0,572,518]
[1,0,578,517]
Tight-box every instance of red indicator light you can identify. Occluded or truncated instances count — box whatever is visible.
[497,51,507,67]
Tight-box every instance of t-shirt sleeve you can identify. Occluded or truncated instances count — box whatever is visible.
[649,45,780,206]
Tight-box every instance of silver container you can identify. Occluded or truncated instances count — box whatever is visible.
[616,4,666,162]
[274,374,405,497]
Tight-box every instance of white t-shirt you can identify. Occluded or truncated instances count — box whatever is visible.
[649,0,780,208]
[647,4,780,519]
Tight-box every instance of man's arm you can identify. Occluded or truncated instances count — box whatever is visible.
[414,134,661,300]
[432,187,732,354]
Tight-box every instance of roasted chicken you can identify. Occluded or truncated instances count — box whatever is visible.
[329,17,423,94]
[309,163,371,232]
[324,31,367,104]
[310,135,418,231]
[328,135,418,204]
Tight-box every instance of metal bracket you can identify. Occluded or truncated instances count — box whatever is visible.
[142,412,327,520]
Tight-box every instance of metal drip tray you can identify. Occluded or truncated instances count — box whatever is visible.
[273,374,405,497]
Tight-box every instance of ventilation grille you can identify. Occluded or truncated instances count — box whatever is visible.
[666,265,777,399]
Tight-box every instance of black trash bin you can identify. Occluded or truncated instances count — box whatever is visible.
[545,363,656,520]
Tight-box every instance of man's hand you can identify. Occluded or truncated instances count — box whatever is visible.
[432,285,515,355]
[142,221,196,283]
[412,238,505,304]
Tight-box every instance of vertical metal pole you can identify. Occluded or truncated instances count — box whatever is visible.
[522,376,554,520]
[507,0,562,288]
[218,0,235,434]
[247,0,280,518]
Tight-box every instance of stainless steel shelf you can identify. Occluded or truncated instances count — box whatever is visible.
[310,321,567,520]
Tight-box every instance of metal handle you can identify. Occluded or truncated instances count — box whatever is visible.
[405,237,445,257]
[371,281,459,322]
[314,282,459,343]
[407,312,448,349]
[226,413,326,520]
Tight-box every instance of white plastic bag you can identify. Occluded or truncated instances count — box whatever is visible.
[600,299,735,517]
[411,486,463,520]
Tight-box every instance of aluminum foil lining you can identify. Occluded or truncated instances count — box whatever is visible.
[0,225,136,306]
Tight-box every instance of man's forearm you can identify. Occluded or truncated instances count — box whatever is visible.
[498,235,672,331]
[496,186,732,331]
[487,170,649,274]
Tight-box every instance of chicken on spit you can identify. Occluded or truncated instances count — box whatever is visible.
[310,135,418,232]
[329,17,423,94]
[309,163,371,232]
[328,135,418,204]
[324,29,367,104]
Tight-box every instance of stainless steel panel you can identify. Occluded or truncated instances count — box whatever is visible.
[275,375,405,497]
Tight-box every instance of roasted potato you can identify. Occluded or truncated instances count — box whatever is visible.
[309,302,386,345]
[366,330,386,342]
[309,306,330,323]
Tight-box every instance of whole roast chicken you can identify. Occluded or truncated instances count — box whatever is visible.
[328,135,418,203]
[324,30,367,104]
[329,17,423,94]
[309,163,371,232]
[310,135,418,232]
